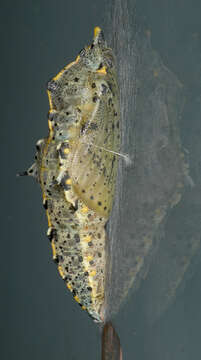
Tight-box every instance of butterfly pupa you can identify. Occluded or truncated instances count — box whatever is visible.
[22,27,120,323]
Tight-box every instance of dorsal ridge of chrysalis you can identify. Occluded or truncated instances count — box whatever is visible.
[17,163,38,180]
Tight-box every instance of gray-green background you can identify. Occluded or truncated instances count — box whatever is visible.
[2,1,201,359]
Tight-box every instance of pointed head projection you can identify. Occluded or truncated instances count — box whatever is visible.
[79,27,108,71]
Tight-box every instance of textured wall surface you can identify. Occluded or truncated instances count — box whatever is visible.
[3,1,201,359]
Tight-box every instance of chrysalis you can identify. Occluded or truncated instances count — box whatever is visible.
[22,27,120,322]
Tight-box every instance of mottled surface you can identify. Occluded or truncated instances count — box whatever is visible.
[104,0,188,319]
[102,2,201,359]
[26,28,120,322]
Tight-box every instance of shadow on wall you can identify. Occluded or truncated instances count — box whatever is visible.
[103,0,201,331]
